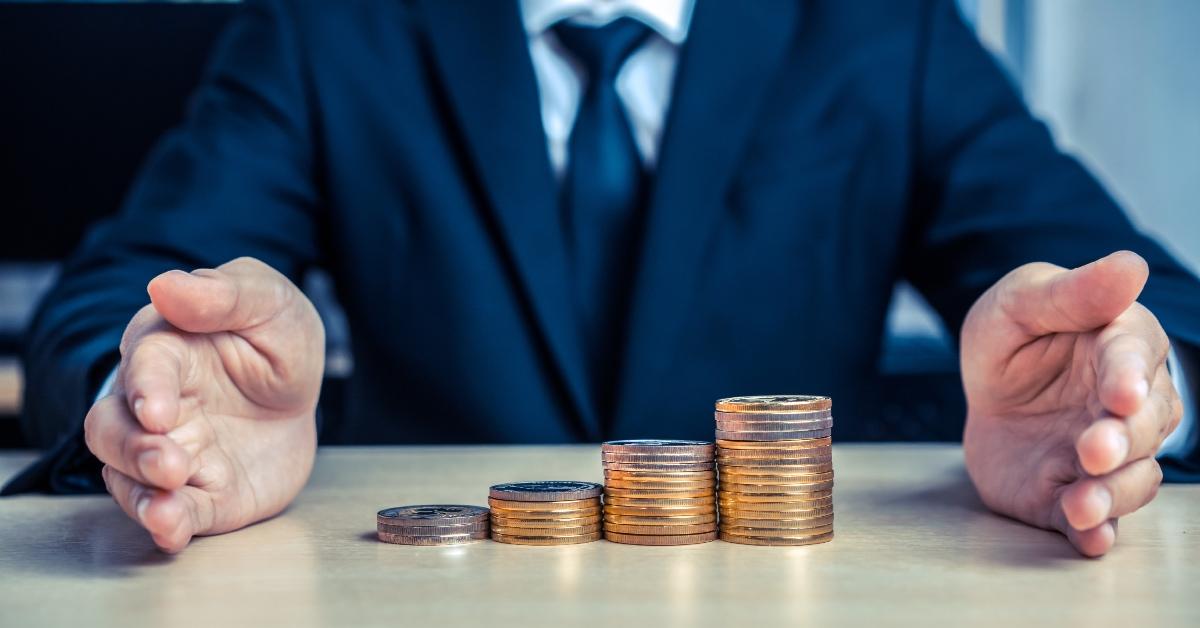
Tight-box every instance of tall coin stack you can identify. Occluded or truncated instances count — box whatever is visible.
[601,440,718,545]
[714,396,835,546]
[376,505,491,545]
[487,481,604,545]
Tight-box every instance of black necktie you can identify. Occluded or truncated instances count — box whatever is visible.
[553,17,652,409]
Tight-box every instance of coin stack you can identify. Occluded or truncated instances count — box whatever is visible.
[376,505,491,545]
[487,481,603,545]
[601,439,718,545]
[715,396,835,546]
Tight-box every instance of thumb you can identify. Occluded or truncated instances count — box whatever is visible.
[147,257,296,334]
[1001,250,1148,337]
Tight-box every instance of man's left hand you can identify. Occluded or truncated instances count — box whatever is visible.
[961,251,1182,557]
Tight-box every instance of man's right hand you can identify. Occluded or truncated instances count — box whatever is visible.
[84,257,325,552]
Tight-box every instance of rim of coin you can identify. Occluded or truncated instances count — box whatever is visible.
[377,530,489,545]
[714,395,831,413]
[602,462,715,472]
[719,466,835,478]
[719,482,835,495]
[602,453,714,464]
[488,496,601,510]
[714,409,833,422]
[720,531,834,546]
[604,504,715,516]
[604,513,717,525]
[491,516,602,528]
[720,515,835,531]
[715,418,834,431]
[605,469,716,479]
[604,530,718,545]
[720,470,834,483]
[718,491,833,504]
[716,437,832,450]
[491,532,602,545]
[718,506,834,520]
[603,522,719,535]
[488,481,604,501]
[377,505,490,525]
[719,502,832,513]
[602,439,714,453]
[710,523,835,537]
[377,521,490,535]
[716,458,833,468]
[603,496,716,508]
[716,446,832,457]
[715,429,832,440]
[489,506,602,519]
[490,523,601,537]
[603,480,716,492]
[604,488,714,499]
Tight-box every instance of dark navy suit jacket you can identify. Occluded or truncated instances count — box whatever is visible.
[13,0,1200,492]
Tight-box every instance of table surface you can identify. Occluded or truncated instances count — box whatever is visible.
[1,444,1197,627]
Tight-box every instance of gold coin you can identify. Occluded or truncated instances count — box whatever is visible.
[718,490,833,503]
[488,506,602,520]
[718,504,834,519]
[719,482,835,495]
[604,513,717,526]
[603,496,716,508]
[604,530,718,545]
[714,395,831,413]
[604,487,714,499]
[716,437,832,450]
[720,471,835,484]
[720,515,835,533]
[490,523,601,537]
[714,418,834,431]
[603,522,718,535]
[491,514,601,527]
[719,464,834,476]
[719,530,834,546]
[603,462,714,472]
[604,504,716,516]
[716,449,832,460]
[487,497,601,511]
[605,469,716,480]
[491,531,602,545]
[719,524,834,539]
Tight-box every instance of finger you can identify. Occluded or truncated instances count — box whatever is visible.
[1077,368,1176,475]
[1065,520,1117,558]
[147,257,296,334]
[121,333,186,433]
[102,465,199,553]
[1000,251,1148,338]
[1060,457,1162,531]
[1094,307,1169,417]
[85,395,192,490]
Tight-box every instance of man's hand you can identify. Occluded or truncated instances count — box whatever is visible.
[84,257,325,552]
[962,251,1182,557]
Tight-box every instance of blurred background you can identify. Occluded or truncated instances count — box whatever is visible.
[0,0,1196,448]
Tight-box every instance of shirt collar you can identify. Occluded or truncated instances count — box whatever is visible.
[520,0,694,45]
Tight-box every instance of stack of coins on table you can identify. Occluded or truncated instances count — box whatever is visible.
[715,395,835,546]
[487,481,603,545]
[376,505,491,545]
[601,439,718,545]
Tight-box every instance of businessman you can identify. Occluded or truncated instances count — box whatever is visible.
[15,0,1200,557]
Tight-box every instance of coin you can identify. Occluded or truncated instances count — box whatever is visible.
[601,439,713,454]
[604,513,718,525]
[604,504,715,516]
[715,428,832,440]
[490,523,601,537]
[377,530,489,545]
[720,515,835,532]
[491,531,602,545]
[714,395,832,413]
[604,469,715,480]
[603,480,716,493]
[601,453,713,464]
[716,458,833,469]
[714,409,833,422]
[377,521,490,535]
[716,437,832,450]
[719,524,835,539]
[603,495,717,508]
[718,506,835,520]
[602,461,714,472]
[715,419,834,432]
[487,497,601,511]
[719,466,835,478]
[603,522,718,535]
[604,530,718,545]
[488,481,604,501]
[377,505,490,526]
[488,506,603,519]
[719,531,834,546]
[716,447,832,458]
[604,488,714,499]
[718,490,833,504]
[719,482,835,494]
[491,513,602,527]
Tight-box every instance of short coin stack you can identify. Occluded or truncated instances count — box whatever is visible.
[715,395,835,546]
[601,440,718,545]
[487,481,603,545]
[376,505,491,545]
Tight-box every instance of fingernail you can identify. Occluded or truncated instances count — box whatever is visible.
[1112,431,1130,463]
[1091,487,1113,520]
[1135,379,1149,400]
[138,449,160,478]
[133,397,145,419]
[136,493,152,523]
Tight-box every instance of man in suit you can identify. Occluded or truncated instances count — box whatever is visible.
[14,0,1200,556]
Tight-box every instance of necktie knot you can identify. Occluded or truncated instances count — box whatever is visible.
[553,17,653,81]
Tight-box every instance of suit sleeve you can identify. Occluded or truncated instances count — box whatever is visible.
[903,0,1200,480]
[8,0,322,494]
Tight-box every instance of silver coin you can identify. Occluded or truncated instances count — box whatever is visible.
[714,409,832,422]
[488,481,604,501]
[377,505,490,525]
[714,428,832,441]
[714,418,834,431]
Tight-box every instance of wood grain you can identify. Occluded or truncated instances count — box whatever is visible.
[0,444,1196,627]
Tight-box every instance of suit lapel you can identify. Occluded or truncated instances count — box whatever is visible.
[418,0,598,438]
[613,0,801,425]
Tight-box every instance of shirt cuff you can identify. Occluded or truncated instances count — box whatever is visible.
[1159,343,1196,457]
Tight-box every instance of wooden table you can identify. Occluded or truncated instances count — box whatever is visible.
[1,444,1196,627]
